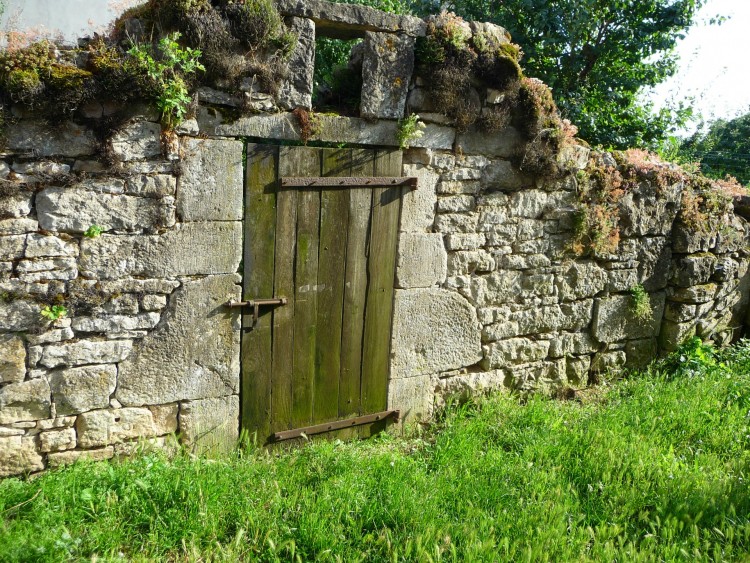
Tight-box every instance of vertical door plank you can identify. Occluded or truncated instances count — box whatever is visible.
[270,148,299,432]
[291,147,322,429]
[361,149,402,436]
[339,150,375,419]
[314,148,352,422]
[242,144,278,443]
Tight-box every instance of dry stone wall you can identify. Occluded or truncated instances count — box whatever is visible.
[1,0,749,476]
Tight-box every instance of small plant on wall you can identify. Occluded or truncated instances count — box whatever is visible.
[40,305,68,321]
[629,284,652,321]
[397,114,426,149]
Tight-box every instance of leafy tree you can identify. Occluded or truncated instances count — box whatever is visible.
[411,0,704,149]
[679,112,750,186]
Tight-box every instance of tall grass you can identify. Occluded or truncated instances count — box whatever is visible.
[1,338,749,561]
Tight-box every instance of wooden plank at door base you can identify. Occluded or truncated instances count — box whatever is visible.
[360,149,403,438]
[242,144,277,444]
[271,410,400,442]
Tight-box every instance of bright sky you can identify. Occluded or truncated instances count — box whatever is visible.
[2,0,748,135]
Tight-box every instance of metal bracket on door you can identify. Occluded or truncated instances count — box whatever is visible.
[227,297,288,329]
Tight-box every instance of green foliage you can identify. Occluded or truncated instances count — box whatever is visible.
[679,112,750,186]
[83,225,104,238]
[629,284,653,321]
[2,340,750,560]
[40,305,67,321]
[415,0,704,149]
[127,32,204,127]
[396,113,425,149]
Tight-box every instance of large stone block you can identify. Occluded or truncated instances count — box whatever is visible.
[277,17,315,110]
[592,293,666,343]
[387,374,432,423]
[0,378,51,423]
[39,340,133,369]
[625,338,658,370]
[49,365,117,415]
[47,446,114,468]
[637,237,672,291]
[7,120,97,157]
[25,234,79,258]
[618,182,681,237]
[0,300,41,331]
[456,127,523,159]
[72,313,161,334]
[481,160,533,191]
[400,164,437,232]
[39,428,76,453]
[177,138,243,222]
[116,275,241,406]
[80,222,242,279]
[396,233,447,288]
[0,334,26,384]
[0,435,44,476]
[557,261,608,301]
[0,193,33,219]
[180,395,239,456]
[0,217,38,234]
[482,338,550,368]
[670,253,717,288]
[37,186,175,234]
[361,32,414,120]
[77,407,156,448]
[110,121,161,161]
[391,289,482,378]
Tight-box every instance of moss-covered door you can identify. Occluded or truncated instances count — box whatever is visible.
[241,145,403,443]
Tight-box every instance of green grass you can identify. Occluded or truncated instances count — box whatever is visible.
[2,338,750,561]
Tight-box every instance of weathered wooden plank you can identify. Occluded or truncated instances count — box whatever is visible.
[270,148,299,432]
[314,148,351,423]
[339,149,374,419]
[291,147,322,429]
[360,149,402,436]
[280,176,417,189]
[242,144,278,443]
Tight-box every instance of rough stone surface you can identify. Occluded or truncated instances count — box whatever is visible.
[0,334,26,384]
[177,138,243,222]
[37,186,175,234]
[388,375,432,422]
[0,300,41,331]
[39,340,133,369]
[361,32,415,119]
[110,121,161,161]
[117,275,241,405]
[558,262,608,301]
[391,289,482,378]
[456,127,523,158]
[592,293,666,342]
[396,233,447,288]
[80,222,242,279]
[0,193,33,219]
[77,408,156,448]
[277,17,315,110]
[47,446,114,468]
[0,217,38,234]
[6,121,97,157]
[179,395,239,456]
[400,164,437,232]
[49,365,118,415]
[0,379,51,424]
[39,428,77,453]
[149,403,178,435]
[0,436,44,476]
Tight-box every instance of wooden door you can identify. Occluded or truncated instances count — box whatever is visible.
[241,145,403,443]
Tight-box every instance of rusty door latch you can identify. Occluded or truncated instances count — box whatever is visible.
[226,297,288,328]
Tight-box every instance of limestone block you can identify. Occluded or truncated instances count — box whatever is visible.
[49,365,117,415]
[591,351,626,373]
[110,121,161,161]
[177,138,244,222]
[72,313,161,333]
[0,435,44,476]
[7,120,97,157]
[437,180,481,195]
[0,217,38,234]
[618,182,681,237]
[179,396,239,456]
[672,223,714,253]
[558,261,608,301]
[149,404,178,435]
[607,268,639,293]
[434,213,479,234]
[391,289,482,378]
[0,300,40,331]
[509,189,548,219]
[664,301,698,323]
[396,233,447,288]
[141,294,167,311]
[448,250,495,276]
[481,160,533,191]
[361,32,414,119]
[592,293,666,343]
[433,370,509,410]
[37,186,175,233]
[39,340,133,369]
[482,338,550,369]
[668,283,717,304]
[670,254,717,288]
[77,407,156,448]
[116,275,241,405]
[557,143,591,170]
[126,175,177,198]
[566,356,591,385]
[444,233,485,251]
[442,168,482,181]
[548,332,597,358]
[35,415,76,430]
[437,195,475,213]
[97,279,180,294]
[80,222,242,279]
[625,338,658,370]
[637,237,671,291]
[276,17,315,109]
[12,161,70,175]
[39,428,76,453]
[482,320,519,341]
[25,234,79,258]
[103,295,140,315]
[456,127,523,159]
[0,334,26,384]
[47,446,114,468]
[0,192,33,219]
[0,379,51,424]
[400,164,438,232]
[388,375,433,423]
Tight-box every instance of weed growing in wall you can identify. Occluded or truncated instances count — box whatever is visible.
[40,304,67,321]
[396,113,425,149]
[629,284,652,321]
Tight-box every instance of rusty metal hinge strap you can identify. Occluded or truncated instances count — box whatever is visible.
[227,298,288,328]
[279,176,418,190]
[271,410,400,442]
